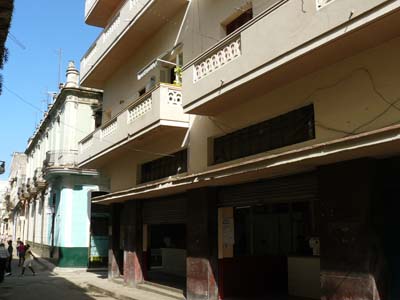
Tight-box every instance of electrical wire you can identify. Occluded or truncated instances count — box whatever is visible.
[8,33,26,50]
[207,66,400,142]
[2,84,176,158]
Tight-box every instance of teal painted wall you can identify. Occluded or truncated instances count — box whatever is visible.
[71,185,97,247]
[58,246,88,267]
[44,176,100,267]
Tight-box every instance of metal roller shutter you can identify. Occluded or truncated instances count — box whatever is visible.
[143,195,187,224]
[218,172,318,207]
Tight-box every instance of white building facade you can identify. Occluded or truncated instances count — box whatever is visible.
[19,62,107,267]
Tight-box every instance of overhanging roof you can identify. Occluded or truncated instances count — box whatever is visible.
[93,123,400,205]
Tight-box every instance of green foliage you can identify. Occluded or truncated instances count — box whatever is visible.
[173,66,182,86]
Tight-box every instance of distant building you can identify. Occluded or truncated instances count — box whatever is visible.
[0,180,9,240]
[18,62,106,267]
[0,152,27,242]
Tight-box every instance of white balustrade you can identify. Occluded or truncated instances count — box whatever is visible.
[193,38,241,83]
[83,44,98,68]
[101,119,118,138]
[85,0,96,17]
[127,97,152,123]
[129,0,140,10]
[168,89,182,106]
[81,0,150,77]
[80,135,94,152]
[103,14,121,43]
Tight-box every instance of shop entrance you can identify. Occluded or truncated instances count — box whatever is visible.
[146,223,187,290]
[218,174,320,300]
[142,196,187,291]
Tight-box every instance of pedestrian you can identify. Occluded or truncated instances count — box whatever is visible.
[17,241,25,267]
[20,244,36,276]
[5,240,13,276]
[0,243,10,283]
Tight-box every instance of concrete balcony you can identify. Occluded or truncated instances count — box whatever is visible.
[43,150,96,177]
[182,0,400,115]
[81,0,188,88]
[78,84,189,168]
[85,0,124,27]
[44,150,79,168]
[33,167,47,190]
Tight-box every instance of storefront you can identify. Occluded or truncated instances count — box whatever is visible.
[89,201,110,269]
[142,195,187,290]
[217,173,320,299]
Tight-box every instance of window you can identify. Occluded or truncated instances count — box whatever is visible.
[213,104,315,164]
[234,201,316,257]
[225,8,253,35]
[140,149,187,183]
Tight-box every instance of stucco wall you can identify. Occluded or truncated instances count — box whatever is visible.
[101,8,185,121]
[187,37,400,173]
[99,35,400,193]
[102,131,186,192]
[182,0,280,63]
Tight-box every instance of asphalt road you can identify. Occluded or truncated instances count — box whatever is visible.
[0,259,115,300]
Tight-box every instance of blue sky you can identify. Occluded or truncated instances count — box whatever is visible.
[0,0,101,180]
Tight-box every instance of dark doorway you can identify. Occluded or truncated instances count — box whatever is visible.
[146,223,186,290]
[221,202,319,299]
[89,202,110,269]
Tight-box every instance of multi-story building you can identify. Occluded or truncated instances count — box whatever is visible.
[0,180,9,240]
[20,62,107,267]
[79,0,400,299]
[0,152,27,242]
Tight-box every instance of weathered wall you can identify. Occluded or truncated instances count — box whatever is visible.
[187,37,400,173]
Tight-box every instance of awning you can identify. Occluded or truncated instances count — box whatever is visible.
[137,43,182,80]
[92,123,400,205]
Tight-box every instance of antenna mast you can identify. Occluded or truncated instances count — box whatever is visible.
[57,48,62,88]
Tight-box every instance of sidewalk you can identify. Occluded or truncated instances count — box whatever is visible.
[36,256,182,300]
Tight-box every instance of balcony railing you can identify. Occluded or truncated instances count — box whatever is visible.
[182,0,396,115]
[193,37,241,83]
[33,167,46,189]
[44,150,79,168]
[81,0,151,78]
[85,0,97,17]
[78,83,189,165]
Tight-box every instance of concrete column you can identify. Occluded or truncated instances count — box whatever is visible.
[186,188,219,300]
[318,159,385,299]
[123,201,144,287]
[109,204,123,279]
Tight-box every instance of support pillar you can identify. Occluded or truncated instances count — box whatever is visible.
[318,159,385,299]
[109,203,122,279]
[186,188,218,300]
[123,201,144,287]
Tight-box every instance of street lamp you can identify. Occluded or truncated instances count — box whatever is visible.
[0,161,5,174]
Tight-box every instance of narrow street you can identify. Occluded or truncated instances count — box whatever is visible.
[0,260,116,300]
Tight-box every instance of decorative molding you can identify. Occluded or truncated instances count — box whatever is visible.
[101,119,118,138]
[127,97,152,123]
[167,89,182,106]
[193,38,241,82]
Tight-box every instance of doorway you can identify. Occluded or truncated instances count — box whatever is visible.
[145,223,186,290]
[220,201,319,299]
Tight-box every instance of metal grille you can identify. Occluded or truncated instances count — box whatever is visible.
[143,196,187,224]
[213,104,315,164]
[218,173,318,207]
